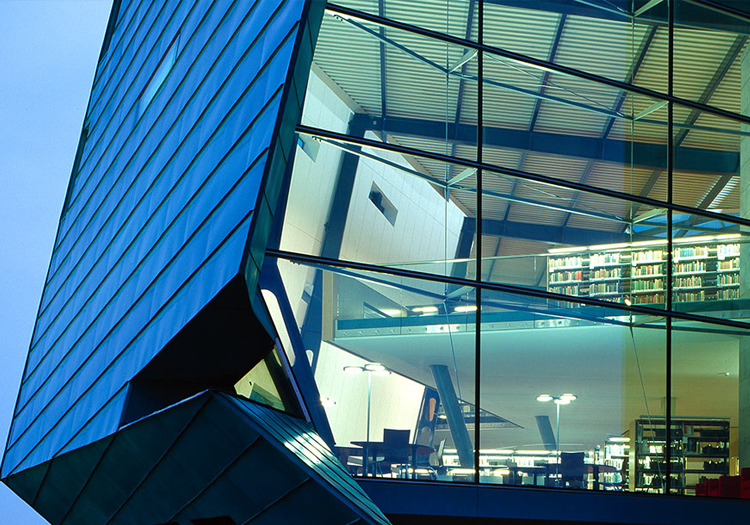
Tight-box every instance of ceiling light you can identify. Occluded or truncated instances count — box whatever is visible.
[454,305,477,313]
[536,394,553,402]
[560,393,577,401]
[412,305,439,314]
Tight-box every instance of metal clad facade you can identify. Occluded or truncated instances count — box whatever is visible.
[3,0,310,477]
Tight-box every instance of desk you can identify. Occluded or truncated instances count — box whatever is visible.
[506,465,548,486]
[333,445,367,475]
[502,463,619,489]
[586,463,618,491]
[351,441,434,478]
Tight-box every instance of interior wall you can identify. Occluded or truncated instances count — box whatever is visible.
[314,341,425,447]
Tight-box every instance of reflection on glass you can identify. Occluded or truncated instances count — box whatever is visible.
[670,212,750,322]
[671,102,745,228]
[481,61,668,200]
[478,180,672,309]
[478,288,667,492]
[234,347,301,415]
[483,1,666,91]
[670,321,743,495]
[674,1,750,118]
[275,259,476,481]
[330,0,478,42]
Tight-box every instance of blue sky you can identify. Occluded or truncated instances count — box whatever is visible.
[0,1,112,522]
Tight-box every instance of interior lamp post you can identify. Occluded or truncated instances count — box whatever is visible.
[344,363,391,476]
[536,393,577,486]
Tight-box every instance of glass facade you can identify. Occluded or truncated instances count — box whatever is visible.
[263,0,750,497]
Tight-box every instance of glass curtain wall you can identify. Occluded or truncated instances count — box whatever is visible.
[263,0,750,497]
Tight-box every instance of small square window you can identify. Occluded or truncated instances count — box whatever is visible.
[369,182,397,226]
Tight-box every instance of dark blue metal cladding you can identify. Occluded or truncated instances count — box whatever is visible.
[3,0,314,477]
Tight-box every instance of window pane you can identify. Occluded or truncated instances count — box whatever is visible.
[674,1,750,119]
[670,319,747,496]
[480,288,666,492]
[274,258,476,482]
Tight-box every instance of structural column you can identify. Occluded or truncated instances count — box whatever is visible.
[738,45,750,467]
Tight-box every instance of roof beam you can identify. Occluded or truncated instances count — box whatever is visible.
[556,24,657,241]
[674,173,736,237]
[601,25,659,139]
[378,0,387,119]
[446,0,477,184]
[371,115,739,175]
[483,218,627,246]
[528,14,568,132]
[674,35,747,146]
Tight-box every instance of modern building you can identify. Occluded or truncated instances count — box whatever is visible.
[5,0,750,523]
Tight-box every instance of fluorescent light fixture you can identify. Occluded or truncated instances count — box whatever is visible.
[548,246,583,254]
[716,234,741,240]
[454,305,478,313]
[674,235,714,244]
[588,243,629,251]
[412,305,439,314]
[608,437,630,443]
[630,239,667,247]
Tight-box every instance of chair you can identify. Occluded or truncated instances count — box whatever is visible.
[381,429,411,477]
[719,475,741,498]
[707,478,720,497]
[560,452,586,489]
[411,438,446,480]
[695,480,707,496]
[431,439,447,473]
[741,468,750,499]
[333,445,367,476]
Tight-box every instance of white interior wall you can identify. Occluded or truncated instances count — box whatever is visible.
[280,70,352,323]
[315,341,425,447]
[341,132,465,271]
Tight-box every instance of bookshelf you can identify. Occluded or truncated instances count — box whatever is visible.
[632,418,729,495]
[547,239,741,305]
